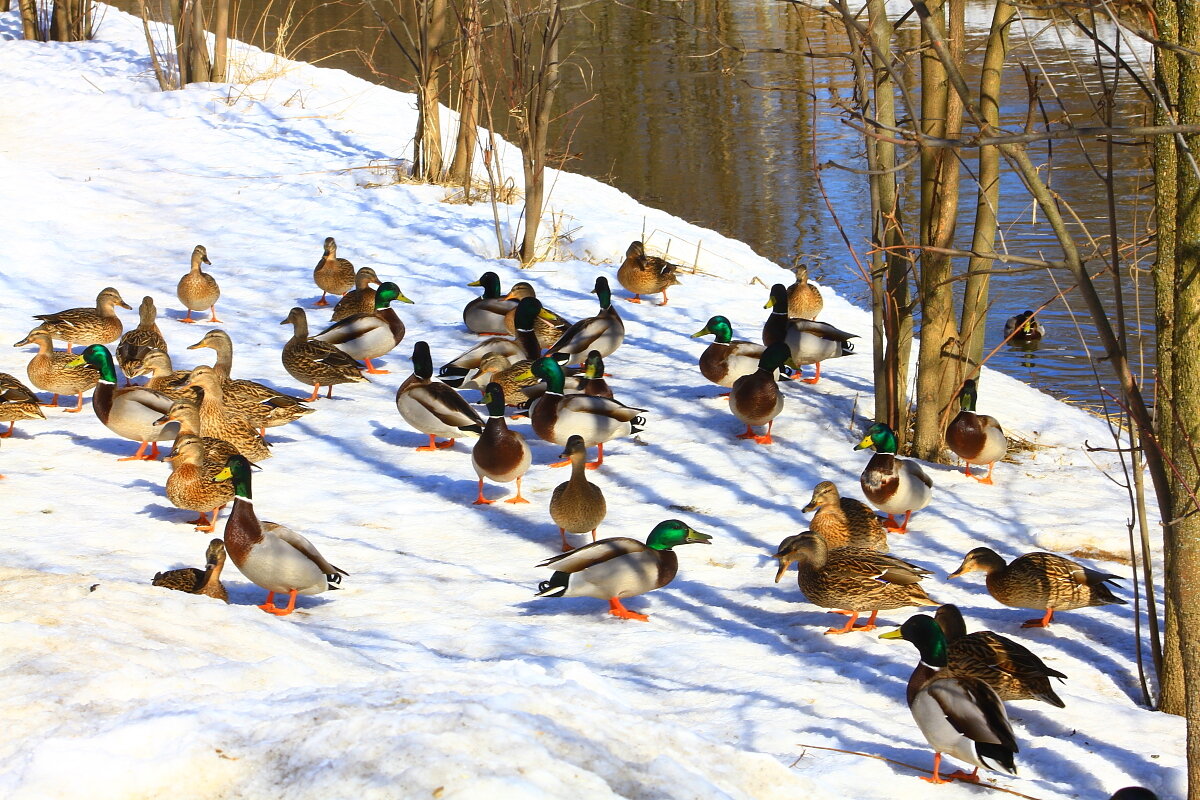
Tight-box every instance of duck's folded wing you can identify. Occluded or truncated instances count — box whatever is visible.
[537,537,646,572]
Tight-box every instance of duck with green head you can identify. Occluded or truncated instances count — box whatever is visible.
[762,283,856,384]
[312,281,414,375]
[568,350,613,399]
[466,297,554,409]
[470,382,532,505]
[536,519,711,620]
[880,614,1019,784]
[691,314,765,394]
[854,422,933,533]
[502,282,572,348]
[545,276,625,365]
[70,344,181,461]
[396,341,485,451]
[213,454,347,616]
[729,342,790,445]
[946,379,1007,485]
[463,271,517,335]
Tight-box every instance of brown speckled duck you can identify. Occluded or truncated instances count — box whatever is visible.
[332,266,383,321]
[470,382,532,505]
[280,306,368,400]
[152,538,230,603]
[176,245,221,323]
[800,480,888,552]
[163,434,236,532]
[785,263,823,320]
[0,372,45,439]
[14,328,100,412]
[946,379,1007,485]
[116,296,168,379]
[312,236,356,307]
[616,240,681,305]
[33,287,130,352]
[549,435,607,551]
[184,365,272,462]
[186,329,314,432]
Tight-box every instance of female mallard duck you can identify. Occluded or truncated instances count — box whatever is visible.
[567,350,613,399]
[763,284,856,384]
[116,296,168,379]
[312,281,414,374]
[502,282,572,349]
[332,267,382,321]
[470,382,532,505]
[131,349,193,397]
[33,286,131,352]
[948,547,1125,628]
[155,392,240,469]
[934,604,1066,706]
[692,315,765,394]
[163,434,236,531]
[799,480,888,552]
[1004,310,1044,342]
[280,306,368,401]
[184,365,272,462]
[545,277,625,365]
[14,328,101,412]
[396,341,485,451]
[773,532,937,633]
[152,538,230,603]
[213,454,347,615]
[549,434,607,551]
[312,236,356,307]
[176,245,221,323]
[729,342,790,445]
[880,614,1019,784]
[69,344,181,460]
[536,519,711,620]
[616,240,681,305]
[786,263,823,320]
[528,356,645,469]
[854,422,933,533]
[946,379,1007,484]
[0,372,46,436]
[186,329,314,432]
[463,271,517,334]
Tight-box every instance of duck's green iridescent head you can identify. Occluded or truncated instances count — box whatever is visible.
[958,379,979,412]
[879,613,948,668]
[212,453,254,499]
[646,519,712,550]
[854,422,898,453]
[481,382,506,416]
[583,350,605,379]
[592,276,612,309]
[374,282,414,309]
[758,342,792,373]
[514,297,544,331]
[691,315,733,343]
[410,341,434,380]
[69,344,117,383]
[531,356,565,392]
[469,271,502,298]
[764,283,788,311]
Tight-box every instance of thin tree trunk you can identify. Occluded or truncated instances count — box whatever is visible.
[211,0,231,83]
[448,0,482,191]
[406,0,448,182]
[19,0,38,40]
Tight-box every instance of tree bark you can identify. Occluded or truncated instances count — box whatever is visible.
[448,0,482,192]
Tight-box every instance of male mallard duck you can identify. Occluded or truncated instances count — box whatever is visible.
[470,382,532,505]
[502,282,572,349]
[116,296,168,379]
[528,356,645,469]
[312,236,356,307]
[934,604,1066,706]
[187,329,314,431]
[33,287,131,352]
[177,245,221,323]
[549,434,607,551]
[880,614,1019,784]
[692,315,765,394]
[152,538,230,603]
[536,519,711,620]
[14,328,100,412]
[799,480,888,552]
[763,284,855,384]
[69,344,180,460]
[213,454,347,615]
[463,271,517,334]
[854,422,933,533]
[1004,310,1044,342]
[155,392,240,469]
[946,379,1007,484]
[312,281,414,374]
[786,263,823,320]
[463,297,547,408]
[163,434,236,531]
[567,350,613,399]
[439,337,528,389]
[396,341,485,451]
[184,365,272,462]
[729,342,790,445]
[280,306,368,400]
[332,267,383,321]
[948,547,1126,628]
[773,531,937,634]
[545,277,625,365]
[616,240,681,305]
[130,349,193,397]
[0,372,46,436]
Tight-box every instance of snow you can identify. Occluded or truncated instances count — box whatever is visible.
[0,5,1180,799]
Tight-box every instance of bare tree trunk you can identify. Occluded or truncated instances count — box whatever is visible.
[211,0,231,83]
[18,0,38,40]
[405,0,449,182]
[448,0,482,191]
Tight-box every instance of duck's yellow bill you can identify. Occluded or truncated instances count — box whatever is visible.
[879,629,903,640]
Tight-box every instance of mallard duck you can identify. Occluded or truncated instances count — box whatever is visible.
[312,281,414,374]
[396,341,485,451]
[312,236,356,307]
[528,356,645,469]
[470,382,532,505]
[799,480,888,552]
[439,337,528,389]
[616,240,681,305]
[187,329,314,431]
[280,306,368,400]
[946,379,1007,484]
[729,342,790,444]
[545,277,625,365]
[854,422,933,533]
[692,315,765,394]
[1004,310,1044,342]
[567,350,613,399]
[33,287,131,352]
[948,547,1126,628]
[213,454,347,615]
[934,604,1066,706]
[786,263,823,320]
[69,344,180,460]
[332,267,383,321]
[463,271,517,334]
[773,531,937,634]
[549,434,607,551]
[154,392,240,469]
[465,297,551,408]
[152,538,230,602]
[116,296,168,379]
[131,349,193,397]
[184,365,272,462]
[0,372,46,436]
[14,328,100,412]
[177,245,221,323]
[880,614,1019,784]
[536,519,711,620]
[1109,790,1159,800]
[763,284,856,384]
[502,282,572,348]
[163,434,236,531]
